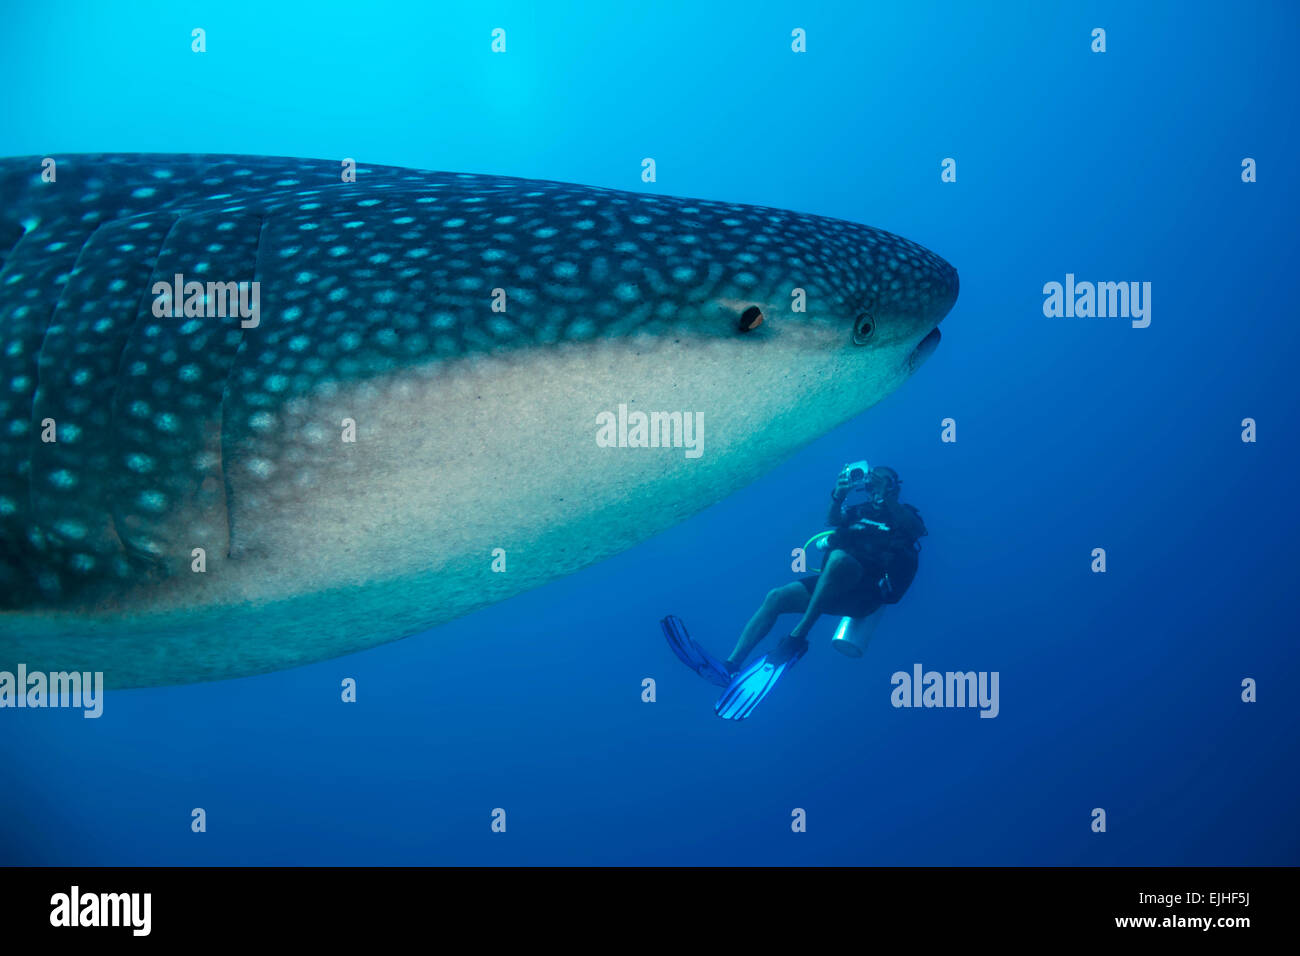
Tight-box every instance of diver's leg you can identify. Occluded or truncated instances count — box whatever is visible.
[725,582,809,671]
[788,549,864,641]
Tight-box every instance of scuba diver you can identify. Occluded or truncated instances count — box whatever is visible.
[662,462,927,720]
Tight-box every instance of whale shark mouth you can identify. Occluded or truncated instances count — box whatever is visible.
[908,327,942,373]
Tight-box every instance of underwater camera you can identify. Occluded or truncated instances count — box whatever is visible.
[841,460,871,489]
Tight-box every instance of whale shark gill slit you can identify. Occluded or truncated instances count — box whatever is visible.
[221,214,270,560]
[0,220,25,270]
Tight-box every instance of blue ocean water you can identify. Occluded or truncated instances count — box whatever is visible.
[2,0,1297,865]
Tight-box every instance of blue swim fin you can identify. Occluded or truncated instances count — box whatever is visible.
[662,615,733,688]
[714,634,808,720]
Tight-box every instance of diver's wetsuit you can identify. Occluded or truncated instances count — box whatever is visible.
[800,498,926,618]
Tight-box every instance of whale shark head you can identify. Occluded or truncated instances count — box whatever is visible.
[0,154,958,686]
[557,192,959,462]
[681,203,959,383]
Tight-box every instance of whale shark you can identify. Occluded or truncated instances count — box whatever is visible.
[0,154,958,687]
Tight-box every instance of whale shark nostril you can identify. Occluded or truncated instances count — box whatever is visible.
[908,327,942,372]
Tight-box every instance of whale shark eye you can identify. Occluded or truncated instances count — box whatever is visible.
[738,305,763,332]
[852,311,875,345]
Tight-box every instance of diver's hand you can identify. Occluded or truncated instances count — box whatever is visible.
[831,475,853,501]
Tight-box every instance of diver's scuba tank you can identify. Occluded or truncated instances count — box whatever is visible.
[830,609,884,658]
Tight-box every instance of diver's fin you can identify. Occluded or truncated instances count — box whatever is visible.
[661,615,733,688]
[714,634,808,720]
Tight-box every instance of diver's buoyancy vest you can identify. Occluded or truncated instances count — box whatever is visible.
[841,500,926,603]
[879,502,926,602]
[898,503,928,550]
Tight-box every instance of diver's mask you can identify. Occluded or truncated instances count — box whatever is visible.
[865,466,901,506]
